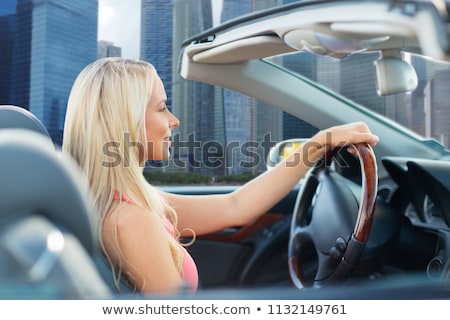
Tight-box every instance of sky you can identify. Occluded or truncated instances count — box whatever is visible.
[98,0,223,59]
[98,0,141,59]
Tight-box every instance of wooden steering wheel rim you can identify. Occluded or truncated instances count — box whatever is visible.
[352,143,378,243]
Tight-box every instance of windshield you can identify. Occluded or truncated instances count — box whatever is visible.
[267,51,450,150]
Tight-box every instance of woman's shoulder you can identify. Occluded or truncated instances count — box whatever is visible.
[106,199,160,231]
[103,201,169,259]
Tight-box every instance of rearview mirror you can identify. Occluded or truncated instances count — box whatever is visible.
[374,53,418,96]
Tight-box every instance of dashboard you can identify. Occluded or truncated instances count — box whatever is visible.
[380,157,450,282]
[382,157,450,229]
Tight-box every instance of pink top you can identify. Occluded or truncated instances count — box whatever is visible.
[112,192,198,293]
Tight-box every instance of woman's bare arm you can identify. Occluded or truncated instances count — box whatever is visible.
[162,122,379,236]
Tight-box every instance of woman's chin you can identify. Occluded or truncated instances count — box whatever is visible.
[148,151,170,161]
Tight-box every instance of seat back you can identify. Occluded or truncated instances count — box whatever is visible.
[0,105,50,138]
[0,129,111,298]
[94,252,135,294]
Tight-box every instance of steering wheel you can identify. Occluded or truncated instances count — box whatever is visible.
[288,143,378,288]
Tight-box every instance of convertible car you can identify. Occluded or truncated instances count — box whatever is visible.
[0,0,449,300]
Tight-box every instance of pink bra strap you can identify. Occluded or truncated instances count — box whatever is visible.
[112,191,137,205]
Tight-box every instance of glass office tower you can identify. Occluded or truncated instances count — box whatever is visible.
[0,0,98,145]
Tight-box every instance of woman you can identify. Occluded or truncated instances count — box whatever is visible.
[62,57,379,295]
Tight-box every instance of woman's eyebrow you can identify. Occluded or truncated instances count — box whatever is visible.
[151,99,165,108]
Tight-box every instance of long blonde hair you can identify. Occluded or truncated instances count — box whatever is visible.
[62,57,182,291]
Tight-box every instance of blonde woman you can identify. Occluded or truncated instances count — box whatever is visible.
[62,57,379,295]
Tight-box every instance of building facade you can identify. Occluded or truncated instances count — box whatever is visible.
[97,40,122,58]
[0,0,98,145]
[221,0,284,174]
[140,0,226,175]
[140,0,174,111]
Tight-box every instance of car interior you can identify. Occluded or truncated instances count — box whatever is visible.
[174,0,450,298]
[1,0,450,300]
[1,102,447,300]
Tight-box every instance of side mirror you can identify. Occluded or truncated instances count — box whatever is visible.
[266,138,308,171]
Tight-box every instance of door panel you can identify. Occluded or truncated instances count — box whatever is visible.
[167,185,301,288]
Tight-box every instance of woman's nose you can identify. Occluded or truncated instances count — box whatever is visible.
[169,112,180,128]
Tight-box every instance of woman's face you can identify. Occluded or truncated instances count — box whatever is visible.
[145,73,180,161]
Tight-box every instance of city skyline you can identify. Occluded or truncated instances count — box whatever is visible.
[2,0,449,178]
[0,0,282,177]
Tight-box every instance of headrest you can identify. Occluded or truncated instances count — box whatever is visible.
[0,129,97,254]
[0,105,50,138]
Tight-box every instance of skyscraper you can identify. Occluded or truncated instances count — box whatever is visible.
[140,0,174,111]
[0,0,17,15]
[0,0,98,145]
[140,0,226,175]
[98,40,122,58]
[0,0,16,105]
[281,53,319,140]
[221,0,283,174]
[171,0,225,175]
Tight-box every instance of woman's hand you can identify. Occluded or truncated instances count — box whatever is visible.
[312,121,379,154]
